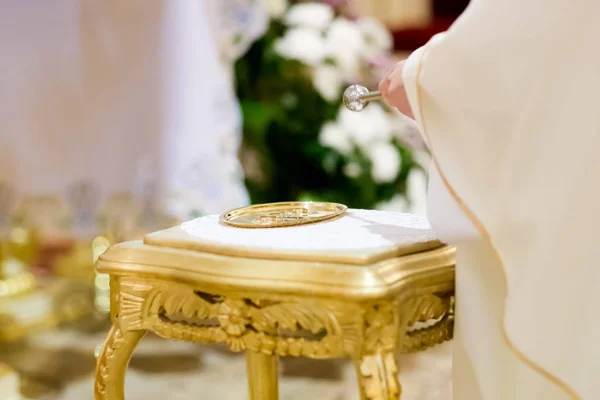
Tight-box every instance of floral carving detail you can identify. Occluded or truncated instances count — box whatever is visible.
[116,279,361,359]
[116,280,454,359]
[364,303,398,352]
[217,300,250,336]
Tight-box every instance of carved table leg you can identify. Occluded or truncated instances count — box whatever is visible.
[356,352,401,400]
[246,351,279,400]
[95,324,146,400]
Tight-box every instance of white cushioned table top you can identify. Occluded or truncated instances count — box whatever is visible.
[144,209,442,264]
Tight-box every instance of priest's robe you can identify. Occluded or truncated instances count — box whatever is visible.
[402,0,600,398]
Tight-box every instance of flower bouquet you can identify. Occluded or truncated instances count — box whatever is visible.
[235,0,427,211]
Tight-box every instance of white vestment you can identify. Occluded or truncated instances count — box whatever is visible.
[402,0,600,399]
[0,0,261,233]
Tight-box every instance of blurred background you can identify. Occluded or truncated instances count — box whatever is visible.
[0,0,467,398]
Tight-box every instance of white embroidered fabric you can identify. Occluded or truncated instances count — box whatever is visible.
[180,209,437,252]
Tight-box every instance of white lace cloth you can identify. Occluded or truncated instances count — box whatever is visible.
[180,209,437,253]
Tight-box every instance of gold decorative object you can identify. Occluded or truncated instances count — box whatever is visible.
[220,201,348,228]
[0,227,39,295]
[0,192,71,342]
[0,227,38,300]
[0,278,95,342]
[0,181,183,343]
[94,210,455,400]
[0,190,119,341]
[0,270,36,298]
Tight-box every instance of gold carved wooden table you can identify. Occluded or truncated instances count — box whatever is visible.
[94,208,455,399]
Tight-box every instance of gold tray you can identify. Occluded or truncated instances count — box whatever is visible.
[220,201,348,228]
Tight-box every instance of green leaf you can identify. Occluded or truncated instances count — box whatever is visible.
[240,101,276,143]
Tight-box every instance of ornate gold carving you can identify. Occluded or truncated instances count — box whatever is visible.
[357,352,401,400]
[218,300,251,336]
[402,314,454,353]
[359,293,453,358]
[116,278,361,359]
[96,265,454,399]
[404,294,448,327]
[95,325,125,398]
[364,302,399,352]
[116,279,454,359]
[402,294,454,353]
[95,325,146,400]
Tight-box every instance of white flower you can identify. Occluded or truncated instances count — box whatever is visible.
[260,0,288,19]
[284,3,334,30]
[358,17,393,57]
[319,122,352,154]
[313,64,343,101]
[362,104,395,142]
[327,18,365,54]
[343,162,362,178]
[274,28,327,66]
[337,108,374,148]
[367,141,401,183]
[325,18,365,80]
[338,103,393,148]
